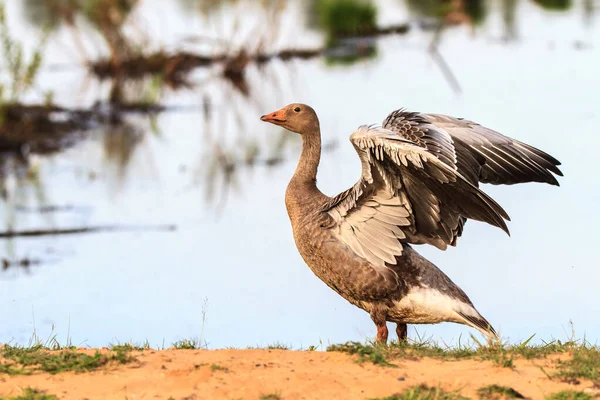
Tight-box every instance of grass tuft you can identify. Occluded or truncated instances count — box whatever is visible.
[171,338,203,350]
[554,345,600,383]
[477,385,525,399]
[210,364,229,372]
[545,390,592,400]
[266,342,291,350]
[369,384,469,400]
[0,344,135,375]
[259,394,281,400]
[327,341,396,367]
[109,341,150,352]
[0,387,58,400]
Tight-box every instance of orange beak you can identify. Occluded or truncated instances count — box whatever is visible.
[260,109,287,126]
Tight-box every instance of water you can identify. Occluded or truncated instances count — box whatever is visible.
[1,0,599,349]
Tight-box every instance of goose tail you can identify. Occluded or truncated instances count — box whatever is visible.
[456,309,498,340]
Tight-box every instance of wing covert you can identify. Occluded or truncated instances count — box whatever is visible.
[322,125,510,268]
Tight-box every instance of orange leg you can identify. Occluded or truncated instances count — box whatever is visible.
[376,323,388,344]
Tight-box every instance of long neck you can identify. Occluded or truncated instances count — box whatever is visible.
[291,124,321,188]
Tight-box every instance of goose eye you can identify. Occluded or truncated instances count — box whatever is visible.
[294,107,301,112]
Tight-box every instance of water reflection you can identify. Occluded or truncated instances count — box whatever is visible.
[0,0,598,348]
[1,161,43,230]
[1,0,590,247]
[502,0,519,41]
[101,117,147,187]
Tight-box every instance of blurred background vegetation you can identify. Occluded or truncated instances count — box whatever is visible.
[0,0,595,268]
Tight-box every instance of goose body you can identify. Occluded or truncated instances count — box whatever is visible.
[261,104,562,342]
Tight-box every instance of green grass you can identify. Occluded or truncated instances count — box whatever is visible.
[266,342,291,350]
[192,363,229,373]
[369,384,469,400]
[327,341,397,367]
[210,363,229,372]
[259,394,281,400]
[305,340,323,352]
[477,385,524,399]
[171,338,203,350]
[109,341,151,352]
[327,334,600,373]
[0,387,58,400]
[236,343,293,351]
[554,345,600,382]
[545,391,592,400]
[0,344,135,375]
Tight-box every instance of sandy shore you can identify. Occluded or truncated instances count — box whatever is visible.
[1,347,598,399]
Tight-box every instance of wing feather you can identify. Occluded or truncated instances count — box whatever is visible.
[423,113,562,185]
[322,124,511,268]
[322,108,561,268]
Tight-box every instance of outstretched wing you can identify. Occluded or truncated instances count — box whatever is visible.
[383,110,563,186]
[322,125,510,268]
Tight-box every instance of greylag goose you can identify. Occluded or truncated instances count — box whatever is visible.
[260,104,562,343]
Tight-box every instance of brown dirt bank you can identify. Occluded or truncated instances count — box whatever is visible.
[0,348,597,400]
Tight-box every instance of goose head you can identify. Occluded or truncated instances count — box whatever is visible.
[260,103,319,135]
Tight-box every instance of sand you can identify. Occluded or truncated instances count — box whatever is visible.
[0,348,597,399]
